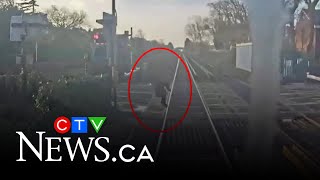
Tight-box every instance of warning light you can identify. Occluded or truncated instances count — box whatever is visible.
[93,32,106,45]
[93,33,100,40]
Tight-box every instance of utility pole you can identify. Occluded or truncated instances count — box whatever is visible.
[130,27,133,65]
[20,32,27,95]
[111,0,118,110]
[20,43,27,94]
[112,0,116,15]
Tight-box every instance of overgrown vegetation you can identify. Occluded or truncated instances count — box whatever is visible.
[0,72,112,127]
[0,0,112,123]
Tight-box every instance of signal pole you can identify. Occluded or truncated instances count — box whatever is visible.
[96,0,118,111]
[111,0,118,110]
[96,0,118,110]
[112,0,116,15]
[130,27,133,65]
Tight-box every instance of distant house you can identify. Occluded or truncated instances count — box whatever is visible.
[295,9,314,54]
[295,9,320,63]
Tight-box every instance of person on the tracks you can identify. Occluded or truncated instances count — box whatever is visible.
[153,80,171,107]
[145,51,176,108]
[123,51,176,107]
[124,66,171,107]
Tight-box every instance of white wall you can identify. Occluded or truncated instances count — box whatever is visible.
[236,43,252,72]
[10,14,48,42]
[10,15,24,42]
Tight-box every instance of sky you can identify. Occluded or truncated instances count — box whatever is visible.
[36,0,320,47]
[37,0,212,47]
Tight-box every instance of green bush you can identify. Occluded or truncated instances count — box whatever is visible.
[31,74,112,117]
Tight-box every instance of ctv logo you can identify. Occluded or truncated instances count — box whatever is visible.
[54,116,107,134]
[16,116,154,163]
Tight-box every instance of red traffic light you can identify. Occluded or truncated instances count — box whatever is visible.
[93,33,100,40]
[93,32,106,45]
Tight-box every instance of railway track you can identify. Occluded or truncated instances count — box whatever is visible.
[185,54,320,177]
[153,53,232,171]
[114,51,320,176]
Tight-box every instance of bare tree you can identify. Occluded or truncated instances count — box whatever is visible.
[0,0,15,10]
[198,0,250,48]
[17,0,38,13]
[46,5,87,29]
[135,29,145,39]
[208,0,248,26]
[185,15,211,43]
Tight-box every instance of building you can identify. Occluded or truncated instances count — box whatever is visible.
[295,9,314,55]
[289,9,320,77]
[10,13,49,64]
[295,9,320,63]
[10,13,48,42]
